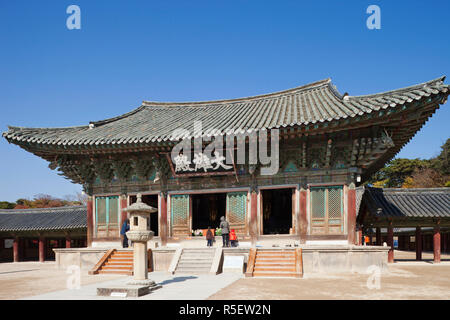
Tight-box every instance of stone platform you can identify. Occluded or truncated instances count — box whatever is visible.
[97,282,162,297]
[55,242,390,275]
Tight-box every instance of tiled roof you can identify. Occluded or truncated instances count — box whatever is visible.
[363,187,450,219]
[0,206,87,232]
[3,76,449,147]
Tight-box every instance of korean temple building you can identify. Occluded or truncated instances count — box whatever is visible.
[2,76,449,275]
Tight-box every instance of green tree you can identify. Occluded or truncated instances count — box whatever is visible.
[0,201,16,209]
[431,138,450,176]
[368,158,430,188]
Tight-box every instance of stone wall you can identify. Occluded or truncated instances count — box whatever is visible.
[54,248,108,270]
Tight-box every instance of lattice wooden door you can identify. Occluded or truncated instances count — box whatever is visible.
[170,194,190,236]
[310,186,344,235]
[226,192,248,234]
[95,196,119,238]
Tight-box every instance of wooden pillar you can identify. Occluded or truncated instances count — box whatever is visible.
[376,227,381,245]
[387,222,394,263]
[250,191,258,246]
[433,225,441,263]
[87,196,94,247]
[416,227,422,261]
[299,187,308,244]
[120,195,128,227]
[65,234,71,248]
[39,236,45,262]
[347,184,356,245]
[13,236,20,262]
[405,235,410,251]
[159,192,168,247]
[443,233,448,253]
[357,230,363,246]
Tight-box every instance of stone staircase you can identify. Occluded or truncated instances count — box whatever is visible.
[174,248,215,274]
[247,249,302,278]
[96,250,133,275]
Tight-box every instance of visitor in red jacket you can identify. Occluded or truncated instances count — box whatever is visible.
[229,229,237,247]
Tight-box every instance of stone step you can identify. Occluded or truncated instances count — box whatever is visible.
[180,255,215,259]
[108,258,133,263]
[105,261,133,266]
[102,265,133,270]
[177,263,212,269]
[181,252,214,255]
[257,252,295,255]
[254,261,295,266]
[98,269,133,275]
[177,262,212,267]
[179,257,214,261]
[254,266,296,272]
[256,256,295,262]
[256,255,295,259]
[176,267,211,273]
[181,252,215,256]
[252,271,299,278]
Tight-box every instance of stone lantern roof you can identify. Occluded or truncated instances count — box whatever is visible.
[123,193,157,213]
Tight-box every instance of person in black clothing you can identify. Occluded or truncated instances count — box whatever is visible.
[120,218,130,248]
[219,216,230,247]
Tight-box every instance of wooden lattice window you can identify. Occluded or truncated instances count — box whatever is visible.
[310,186,344,235]
[95,196,119,237]
[170,194,190,236]
[226,192,247,234]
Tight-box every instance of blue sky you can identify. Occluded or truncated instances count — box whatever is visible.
[0,1,449,202]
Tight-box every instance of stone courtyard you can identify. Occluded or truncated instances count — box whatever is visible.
[0,250,449,300]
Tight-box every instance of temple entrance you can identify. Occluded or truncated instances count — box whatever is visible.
[192,193,226,231]
[262,188,294,235]
[130,194,159,236]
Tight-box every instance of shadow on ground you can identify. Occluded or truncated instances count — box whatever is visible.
[158,276,198,286]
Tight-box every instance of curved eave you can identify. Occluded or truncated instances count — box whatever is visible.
[2,77,449,149]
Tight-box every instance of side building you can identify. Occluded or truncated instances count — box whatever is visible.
[0,206,87,262]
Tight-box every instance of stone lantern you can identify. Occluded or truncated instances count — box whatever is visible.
[124,193,158,287]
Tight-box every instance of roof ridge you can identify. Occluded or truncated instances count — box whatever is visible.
[0,205,86,214]
[141,78,332,107]
[348,76,447,99]
[367,186,450,192]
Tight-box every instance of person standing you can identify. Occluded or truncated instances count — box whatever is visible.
[120,218,130,248]
[206,226,214,247]
[219,216,230,247]
[229,229,237,247]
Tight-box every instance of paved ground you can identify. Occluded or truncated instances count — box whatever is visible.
[207,250,450,300]
[0,262,124,300]
[1,250,450,300]
[394,249,450,261]
[21,272,242,300]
